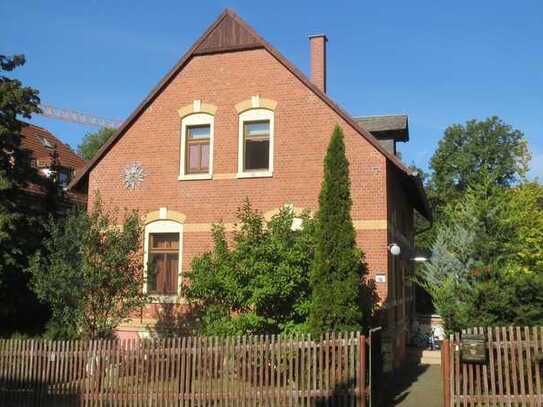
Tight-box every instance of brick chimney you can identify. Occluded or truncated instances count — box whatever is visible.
[309,34,327,93]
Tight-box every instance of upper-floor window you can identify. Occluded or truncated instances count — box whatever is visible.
[186,125,210,174]
[179,113,214,180]
[237,108,274,178]
[243,121,270,171]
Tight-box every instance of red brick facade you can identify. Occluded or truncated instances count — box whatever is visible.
[72,10,429,369]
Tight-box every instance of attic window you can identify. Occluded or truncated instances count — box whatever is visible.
[38,136,54,149]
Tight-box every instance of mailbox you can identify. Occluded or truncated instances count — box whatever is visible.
[460,333,487,364]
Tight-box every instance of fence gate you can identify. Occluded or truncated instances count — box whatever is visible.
[442,326,543,406]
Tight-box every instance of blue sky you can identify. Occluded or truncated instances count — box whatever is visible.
[2,0,542,178]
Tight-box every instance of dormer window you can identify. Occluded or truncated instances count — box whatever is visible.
[38,136,54,149]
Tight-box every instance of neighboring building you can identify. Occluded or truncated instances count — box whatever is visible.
[69,10,431,370]
[20,122,86,210]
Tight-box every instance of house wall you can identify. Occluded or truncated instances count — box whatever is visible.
[87,48,392,334]
[384,161,416,370]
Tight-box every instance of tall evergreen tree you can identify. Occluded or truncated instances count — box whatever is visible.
[309,125,369,336]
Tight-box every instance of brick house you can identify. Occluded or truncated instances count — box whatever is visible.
[69,9,431,369]
[20,122,86,210]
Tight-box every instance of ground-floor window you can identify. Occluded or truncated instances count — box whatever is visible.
[147,233,179,295]
[144,219,182,297]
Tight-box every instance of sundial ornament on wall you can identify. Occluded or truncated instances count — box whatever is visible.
[122,162,147,190]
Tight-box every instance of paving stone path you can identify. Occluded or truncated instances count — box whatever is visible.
[382,363,443,407]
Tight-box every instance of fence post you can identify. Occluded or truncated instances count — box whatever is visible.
[359,335,367,407]
[441,339,451,407]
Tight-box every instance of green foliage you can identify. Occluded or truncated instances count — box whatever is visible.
[470,270,543,327]
[429,116,529,207]
[0,54,49,337]
[0,54,41,279]
[29,196,147,339]
[308,125,371,336]
[418,174,543,333]
[501,182,543,273]
[416,224,478,334]
[183,200,315,336]
[442,172,513,265]
[77,127,116,160]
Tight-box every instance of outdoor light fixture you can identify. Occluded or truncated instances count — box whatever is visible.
[388,243,401,256]
[410,248,431,263]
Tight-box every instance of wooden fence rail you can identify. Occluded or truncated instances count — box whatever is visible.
[443,326,543,407]
[0,332,367,406]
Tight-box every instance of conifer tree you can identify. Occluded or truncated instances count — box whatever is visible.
[309,125,369,335]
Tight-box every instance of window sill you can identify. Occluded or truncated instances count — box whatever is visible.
[236,171,273,179]
[177,173,212,181]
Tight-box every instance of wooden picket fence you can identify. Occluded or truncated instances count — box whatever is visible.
[0,332,368,406]
[442,326,543,406]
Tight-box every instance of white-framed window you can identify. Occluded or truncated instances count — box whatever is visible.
[237,109,274,178]
[143,220,183,302]
[179,113,214,180]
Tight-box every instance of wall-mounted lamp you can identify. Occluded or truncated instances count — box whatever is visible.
[388,243,401,256]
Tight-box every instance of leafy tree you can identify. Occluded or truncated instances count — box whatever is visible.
[29,196,147,339]
[0,54,41,281]
[502,182,543,273]
[442,172,514,265]
[0,54,49,336]
[418,174,543,333]
[77,127,116,160]
[429,116,529,207]
[183,201,315,336]
[469,270,543,327]
[308,125,370,336]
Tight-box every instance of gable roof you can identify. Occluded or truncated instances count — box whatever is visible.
[21,122,86,171]
[68,9,430,221]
